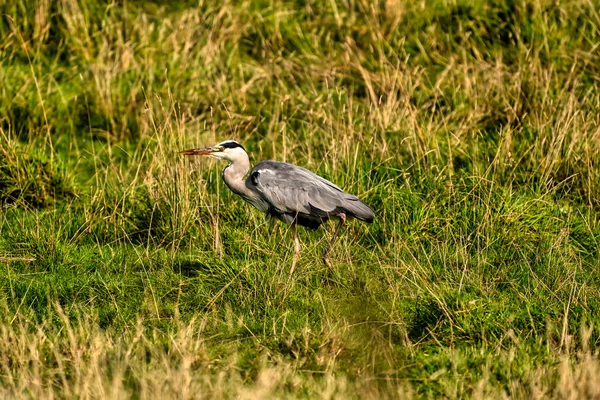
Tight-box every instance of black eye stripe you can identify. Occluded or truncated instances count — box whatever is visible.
[220,141,246,151]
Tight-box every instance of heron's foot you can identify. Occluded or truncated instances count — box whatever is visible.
[290,248,301,273]
[321,214,344,266]
[289,224,301,277]
[290,257,298,277]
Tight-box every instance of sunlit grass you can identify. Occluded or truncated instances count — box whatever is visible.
[0,0,600,397]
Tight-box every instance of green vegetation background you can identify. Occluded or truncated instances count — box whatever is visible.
[0,0,599,397]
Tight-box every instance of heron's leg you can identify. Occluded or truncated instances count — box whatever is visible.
[290,224,301,276]
[267,214,276,235]
[323,213,346,263]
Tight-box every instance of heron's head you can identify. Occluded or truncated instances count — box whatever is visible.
[179,140,248,163]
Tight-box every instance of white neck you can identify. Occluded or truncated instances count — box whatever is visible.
[218,151,270,212]
[222,154,252,198]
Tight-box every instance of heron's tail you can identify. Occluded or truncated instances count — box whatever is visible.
[342,196,375,223]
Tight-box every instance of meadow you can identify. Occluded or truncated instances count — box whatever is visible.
[1,0,600,397]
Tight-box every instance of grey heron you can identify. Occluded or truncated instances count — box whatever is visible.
[180,140,374,269]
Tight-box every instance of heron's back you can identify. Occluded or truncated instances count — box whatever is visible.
[248,160,375,227]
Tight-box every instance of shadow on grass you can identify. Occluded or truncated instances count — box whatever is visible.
[175,259,213,277]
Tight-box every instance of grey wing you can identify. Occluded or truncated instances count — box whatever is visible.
[250,161,351,218]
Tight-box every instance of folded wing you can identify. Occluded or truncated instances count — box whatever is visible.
[250,161,374,224]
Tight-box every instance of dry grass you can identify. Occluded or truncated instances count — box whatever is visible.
[0,303,598,399]
[1,0,600,397]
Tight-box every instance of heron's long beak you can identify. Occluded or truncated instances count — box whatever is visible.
[179,147,218,156]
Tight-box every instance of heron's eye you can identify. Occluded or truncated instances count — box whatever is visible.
[217,146,225,151]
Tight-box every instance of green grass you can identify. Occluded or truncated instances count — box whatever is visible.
[1,0,600,397]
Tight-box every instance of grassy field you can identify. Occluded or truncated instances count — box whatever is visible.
[1,0,600,397]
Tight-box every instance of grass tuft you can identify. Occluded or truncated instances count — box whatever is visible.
[1,0,600,397]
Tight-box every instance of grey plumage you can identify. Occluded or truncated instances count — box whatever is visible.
[180,140,375,265]
[250,160,374,229]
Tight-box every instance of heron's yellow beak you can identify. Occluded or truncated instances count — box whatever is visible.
[179,146,220,156]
